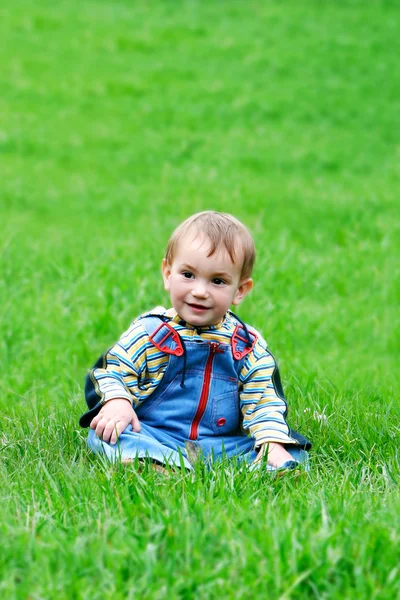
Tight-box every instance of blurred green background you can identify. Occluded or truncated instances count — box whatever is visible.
[1,1,399,598]
[2,0,398,397]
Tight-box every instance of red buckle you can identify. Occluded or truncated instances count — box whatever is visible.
[231,325,257,360]
[149,323,184,356]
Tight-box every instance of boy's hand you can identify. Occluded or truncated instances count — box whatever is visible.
[266,442,296,468]
[255,442,297,469]
[90,399,141,445]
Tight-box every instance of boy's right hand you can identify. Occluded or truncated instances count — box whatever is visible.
[89,399,141,445]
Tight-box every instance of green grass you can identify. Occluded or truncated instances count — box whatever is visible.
[1,0,399,598]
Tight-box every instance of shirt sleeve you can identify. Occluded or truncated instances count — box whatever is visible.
[86,321,167,408]
[238,336,297,447]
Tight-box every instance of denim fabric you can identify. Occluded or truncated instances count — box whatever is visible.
[87,332,309,470]
[88,424,309,471]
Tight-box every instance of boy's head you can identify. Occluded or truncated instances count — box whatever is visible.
[162,211,255,326]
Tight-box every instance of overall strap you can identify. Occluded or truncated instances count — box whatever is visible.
[231,323,257,360]
[140,315,184,357]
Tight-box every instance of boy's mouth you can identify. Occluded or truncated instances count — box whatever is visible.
[186,302,209,312]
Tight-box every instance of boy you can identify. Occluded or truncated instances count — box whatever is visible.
[80,211,311,471]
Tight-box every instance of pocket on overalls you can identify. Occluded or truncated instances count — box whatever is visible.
[211,390,240,435]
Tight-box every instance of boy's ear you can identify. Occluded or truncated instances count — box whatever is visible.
[161,258,171,291]
[232,278,253,306]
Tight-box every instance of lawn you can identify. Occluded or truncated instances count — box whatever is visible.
[0,0,399,598]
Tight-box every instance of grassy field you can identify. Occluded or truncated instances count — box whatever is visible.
[1,0,399,598]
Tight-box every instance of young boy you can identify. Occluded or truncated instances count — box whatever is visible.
[80,211,311,471]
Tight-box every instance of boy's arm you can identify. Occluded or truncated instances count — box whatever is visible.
[86,342,142,443]
[81,322,151,438]
[239,338,298,466]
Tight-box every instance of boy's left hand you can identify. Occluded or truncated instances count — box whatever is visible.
[255,442,297,469]
[266,442,296,468]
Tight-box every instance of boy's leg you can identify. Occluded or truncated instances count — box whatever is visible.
[197,435,310,471]
[197,435,257,465]
[87,423,193,470]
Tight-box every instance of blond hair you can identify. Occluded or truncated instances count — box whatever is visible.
[164,211,255,279]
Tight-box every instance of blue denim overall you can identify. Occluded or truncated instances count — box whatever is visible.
[87,316,308,470]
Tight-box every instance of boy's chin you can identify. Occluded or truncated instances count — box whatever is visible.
[184,314,214,327]
[178,307,222,327]
[187,318,214,327]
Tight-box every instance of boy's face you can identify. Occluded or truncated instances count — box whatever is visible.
[162,233,253,326]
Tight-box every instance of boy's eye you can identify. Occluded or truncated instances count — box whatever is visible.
[182,271,194,279]
[212,278,226,285]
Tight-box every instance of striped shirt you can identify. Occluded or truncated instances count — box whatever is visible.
[89,307,297,447]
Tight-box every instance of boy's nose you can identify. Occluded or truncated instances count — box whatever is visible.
[192,282,209,298]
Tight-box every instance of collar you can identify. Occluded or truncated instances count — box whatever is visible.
[143,306,236,331]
